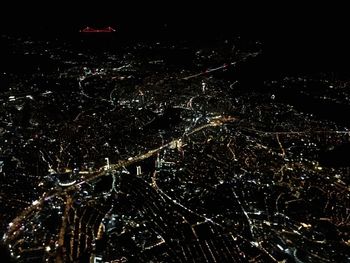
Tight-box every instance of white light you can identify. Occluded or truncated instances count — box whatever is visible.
[45,246,51,252]
[136,166,142,175]
[32,200,40,205]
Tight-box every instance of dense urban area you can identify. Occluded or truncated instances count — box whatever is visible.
[0,33,349,262]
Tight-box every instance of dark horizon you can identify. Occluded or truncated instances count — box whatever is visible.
[1,3,348,37]
[2,3,350,75]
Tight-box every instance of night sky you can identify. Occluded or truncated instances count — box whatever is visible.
[1,3,350,73]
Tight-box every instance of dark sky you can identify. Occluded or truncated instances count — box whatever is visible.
[1,2,345,38]
[1,2,350,73]
[0,2,263,35]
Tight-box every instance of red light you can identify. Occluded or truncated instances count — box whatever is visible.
[80,26,116,33]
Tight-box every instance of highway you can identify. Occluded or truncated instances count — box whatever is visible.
[4,115,236,252]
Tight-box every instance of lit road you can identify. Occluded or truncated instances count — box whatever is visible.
[4,116,236,246]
